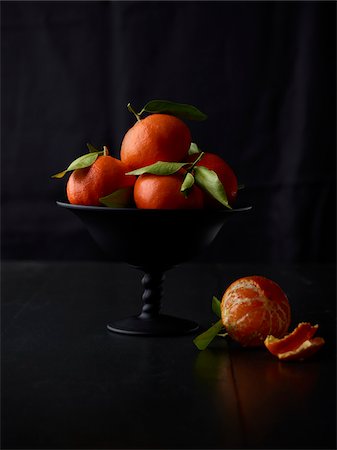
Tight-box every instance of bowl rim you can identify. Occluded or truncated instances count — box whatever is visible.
[56,201,252,213]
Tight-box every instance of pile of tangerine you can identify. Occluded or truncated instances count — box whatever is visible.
[53,100,238,210]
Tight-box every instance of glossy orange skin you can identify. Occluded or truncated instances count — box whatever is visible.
[133,173,204,210]
[66,155,136,206]
[120,114,191,171]
[187,152,238,206]
[221,276,291,347]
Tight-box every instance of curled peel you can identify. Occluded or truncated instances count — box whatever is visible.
[264,322,325,361]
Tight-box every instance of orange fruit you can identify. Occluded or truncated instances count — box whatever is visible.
[120,114,191,171]
[133,172,204,209]
[221,276,291,347]
[66,155,136,206]
[264,322,325,361]
[187,152,238,206]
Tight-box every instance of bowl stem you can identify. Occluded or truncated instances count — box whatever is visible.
[107,266,199,336]
[139,270,164,319]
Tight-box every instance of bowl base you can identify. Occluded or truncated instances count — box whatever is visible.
[107,314,199,336]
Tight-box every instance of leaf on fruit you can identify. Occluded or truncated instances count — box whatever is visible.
[140,100,207,121]
[180,172,195,197]
[99,187,133,208]
[188,142,201,155]
[193,320,224,351]
[86,142,100,153]
[212,296,222,318]
[193,166,231,209]
[52,152,101,178]
[126,161,189,176]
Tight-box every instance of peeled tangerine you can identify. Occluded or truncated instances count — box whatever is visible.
[264,322,325,361]
[221,276,291,347]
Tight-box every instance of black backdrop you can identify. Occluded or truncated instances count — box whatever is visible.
[1,1,336,263]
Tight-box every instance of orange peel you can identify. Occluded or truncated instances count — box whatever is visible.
[264,322,325,361]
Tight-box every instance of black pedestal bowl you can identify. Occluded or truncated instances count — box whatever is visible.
[57,202,251,336]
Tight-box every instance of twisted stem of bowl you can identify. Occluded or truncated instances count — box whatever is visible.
[139,270,165,319]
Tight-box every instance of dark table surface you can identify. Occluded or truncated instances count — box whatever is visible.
[2,261,336,449]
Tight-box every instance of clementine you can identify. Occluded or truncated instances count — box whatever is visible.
[187,152,238,206]
[120,114,191,171]
[221,276,291,347]
[66,155,136,206]
[264,322,325,361]
[133,172,204,209]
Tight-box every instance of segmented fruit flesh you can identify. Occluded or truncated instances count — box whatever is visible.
[221,276,291,347]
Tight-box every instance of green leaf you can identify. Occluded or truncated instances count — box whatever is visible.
[180,172,195,197]
[212,296,222,318]
[52,169,68,179]
[126,161,189,176]
[193,320,224,351]
[188,142,201,155]
[52,152,100,178]
[99,187,133,208]
[140,100,207,121]
[86,142,100,153]
[193,165,231,209]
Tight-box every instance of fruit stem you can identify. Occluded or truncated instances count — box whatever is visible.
[103,146,109,156]
[180,152,205,195]
[188,151,205,172]
[127,103,141,122]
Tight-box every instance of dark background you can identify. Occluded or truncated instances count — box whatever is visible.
[1,1,336,263]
